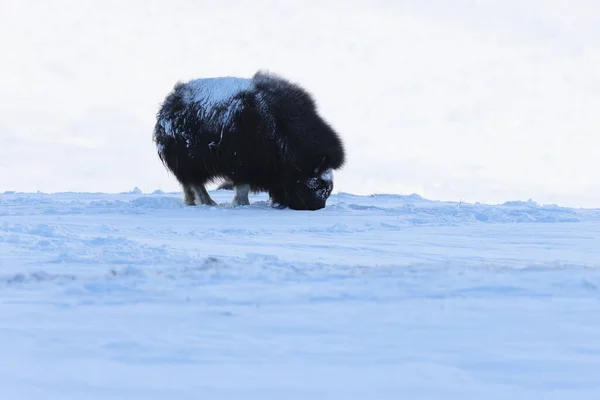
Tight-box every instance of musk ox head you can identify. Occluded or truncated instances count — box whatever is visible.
[272,156,335,211]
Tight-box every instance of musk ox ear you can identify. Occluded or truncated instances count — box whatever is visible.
[314,155,328,174]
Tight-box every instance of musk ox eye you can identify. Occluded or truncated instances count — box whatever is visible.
[319,168,333,182]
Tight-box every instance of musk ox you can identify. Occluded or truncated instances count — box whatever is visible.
[152,70,346,210]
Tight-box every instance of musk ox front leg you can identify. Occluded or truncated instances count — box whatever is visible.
[232,184,250,207]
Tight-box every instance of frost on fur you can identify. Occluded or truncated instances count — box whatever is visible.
[156,77,253,149]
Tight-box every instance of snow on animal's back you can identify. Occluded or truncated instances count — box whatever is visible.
[181,77,253,109]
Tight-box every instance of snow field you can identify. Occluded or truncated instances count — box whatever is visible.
[1,190,599,399]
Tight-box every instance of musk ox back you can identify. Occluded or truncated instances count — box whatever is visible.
[152,71,345,210]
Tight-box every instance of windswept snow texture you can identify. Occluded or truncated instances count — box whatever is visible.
[1,190,600,399]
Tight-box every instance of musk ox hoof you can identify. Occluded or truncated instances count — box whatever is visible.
[232,198,250,207]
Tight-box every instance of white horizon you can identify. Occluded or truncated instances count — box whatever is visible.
[1,0,599,208]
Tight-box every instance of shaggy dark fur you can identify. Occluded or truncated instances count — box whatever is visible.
[153,70,345,210]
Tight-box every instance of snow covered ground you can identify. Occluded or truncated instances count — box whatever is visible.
[1,189,599,399]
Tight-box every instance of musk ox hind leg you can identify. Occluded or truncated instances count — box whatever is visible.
[182,184,197,206]
[232,183,251,207]
[191,183,218,206]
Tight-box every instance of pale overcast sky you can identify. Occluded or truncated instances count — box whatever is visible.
[1,0,599,207]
